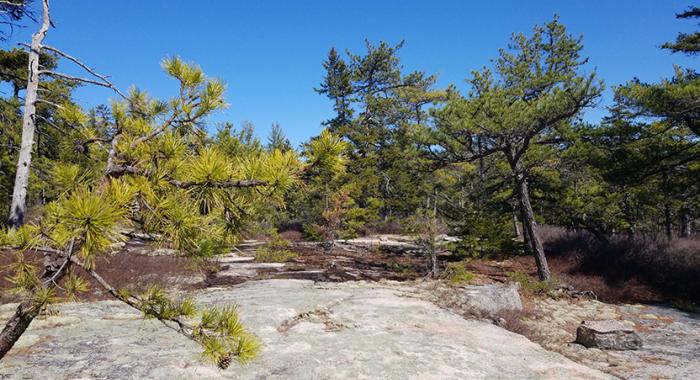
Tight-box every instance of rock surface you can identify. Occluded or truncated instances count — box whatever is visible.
[575,320,642,350]
[421,282,523,319]
[459,283,523,317]
[0,280,611,379]
[524,298,700,380]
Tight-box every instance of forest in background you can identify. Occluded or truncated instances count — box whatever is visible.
[0,0,699,367]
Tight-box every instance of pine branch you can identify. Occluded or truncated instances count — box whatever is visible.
[70,256,250,368]
[168,178,268,189]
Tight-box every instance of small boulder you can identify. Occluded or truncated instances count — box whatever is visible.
[460,283,523,317]
[575,320,642,350]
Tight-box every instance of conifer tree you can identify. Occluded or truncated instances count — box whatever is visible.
[315,41,445,225]
[316,47,353,131]
[0,57,301,367]
[662,6,700,55]
[267,122,291,152]
[431,18,602,281]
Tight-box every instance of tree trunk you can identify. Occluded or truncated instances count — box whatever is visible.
[520,206,531,250]
[512,211,521,239]
[680,206,691,238]
[663,201,673,240]
[7,0,50,227]
[0,300,43,358]
[517,177,551,282]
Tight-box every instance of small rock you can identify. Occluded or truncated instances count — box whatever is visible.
[640,313,658,320]
[575,320,642,350]
[459,283,523,317]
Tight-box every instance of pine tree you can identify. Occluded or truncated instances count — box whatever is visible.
[0,57,301,366]
[431,17,603,281]
[662,6,700,55]
[316,47,353,131]
[314,41,445,226]
[267,122,291,152]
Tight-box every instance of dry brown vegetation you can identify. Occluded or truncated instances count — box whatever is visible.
[542,226,700,304]
[0,248,203,303]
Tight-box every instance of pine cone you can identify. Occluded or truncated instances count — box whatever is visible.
[218,353,232,369]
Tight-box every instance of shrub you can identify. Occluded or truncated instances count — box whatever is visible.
[543,228,700,303]
[506,271,558,296]
[443,261,476,285]
[254,247,297,263]
[254,235,297,263]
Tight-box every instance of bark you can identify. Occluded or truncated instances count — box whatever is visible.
[0,300,43,359]
[430,247,438,278]
[516,177,551,282]
[520,206,531,250]
[512,211,521,239]
[7,0,50,227]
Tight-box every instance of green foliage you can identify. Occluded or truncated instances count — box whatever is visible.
[3,251,39,296]
[255,247,297,263]
[3,223,41,250]
[63,271,90,302]
[31,286,60,313]
[506,271,559,296]
[314,42,446,228]
[198,306,261,366]
[139,285,197,320]
[661,6,700,55]
[267,122,291,153]
[443,261,476,285]
[303,129,348,175]
[43,188,124,268]
[254,233,297,262]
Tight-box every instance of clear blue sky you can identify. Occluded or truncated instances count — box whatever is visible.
[3,0,697,146]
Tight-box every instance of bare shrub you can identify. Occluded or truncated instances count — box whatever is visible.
[543,228,700,303]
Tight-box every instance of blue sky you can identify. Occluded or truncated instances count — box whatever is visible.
[2,1,697,146]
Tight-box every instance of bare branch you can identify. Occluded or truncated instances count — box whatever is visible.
[169,178,268,189]
[39,70,117,89]
[41,44,128,99]
[34,97,64,109]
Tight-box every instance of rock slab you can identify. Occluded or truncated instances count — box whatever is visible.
[0,280,611,379]
[576,320,642,350]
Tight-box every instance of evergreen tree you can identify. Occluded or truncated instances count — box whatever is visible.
[662,6,700,55]
[267,122,291,152]
[315,41,445,226]
[431,18,603,281]
[316,47,353,130]
[0,57,301,367]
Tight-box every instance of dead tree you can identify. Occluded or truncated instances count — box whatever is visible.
[7,0,126,227]
[7,0,49,227]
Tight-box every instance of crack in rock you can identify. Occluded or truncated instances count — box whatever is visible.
[278,297,354,333]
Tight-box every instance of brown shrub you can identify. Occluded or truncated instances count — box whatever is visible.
[543,228,700,303]
[0,249,202,303]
